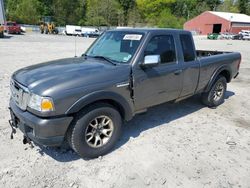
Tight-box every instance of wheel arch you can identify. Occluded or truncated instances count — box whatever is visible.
[65,91,134,121]
[205,65,231,92]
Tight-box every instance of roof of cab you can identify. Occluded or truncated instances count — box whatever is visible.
[110,28,191,34]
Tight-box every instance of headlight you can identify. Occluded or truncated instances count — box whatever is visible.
[28,93,55,112]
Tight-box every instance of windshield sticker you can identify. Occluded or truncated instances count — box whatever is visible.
[123,34,142,41]
[123,55,132,62]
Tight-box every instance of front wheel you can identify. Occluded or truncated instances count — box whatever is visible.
[201,76,227,107]
[68,103,122,158]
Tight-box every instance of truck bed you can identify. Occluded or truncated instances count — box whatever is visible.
[195,50,241,93]
[197,50,231,58]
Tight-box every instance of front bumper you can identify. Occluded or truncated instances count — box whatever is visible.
[9,99,73,146]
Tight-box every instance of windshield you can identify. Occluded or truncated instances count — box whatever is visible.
[7,22,16,26]
[86,31,144,63]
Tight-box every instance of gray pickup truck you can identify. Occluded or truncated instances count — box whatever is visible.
[9,29,241,158]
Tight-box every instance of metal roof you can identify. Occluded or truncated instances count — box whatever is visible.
[209,11,250,23]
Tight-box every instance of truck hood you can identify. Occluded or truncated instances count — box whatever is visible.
[12,57,130,96]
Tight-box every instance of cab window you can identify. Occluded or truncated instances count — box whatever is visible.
[180,34,196,62]
[144,35,176,64]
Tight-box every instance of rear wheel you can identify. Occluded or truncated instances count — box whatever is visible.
[68,103,122,158]
[201,76,227,107]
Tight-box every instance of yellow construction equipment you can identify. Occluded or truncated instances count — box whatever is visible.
[40,16,58,34]
[0,24,4,38]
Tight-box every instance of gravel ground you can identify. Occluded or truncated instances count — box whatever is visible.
[0,33,250,188]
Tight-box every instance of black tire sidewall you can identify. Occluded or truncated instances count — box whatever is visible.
[71,105,122,158]
[208,76,227,106]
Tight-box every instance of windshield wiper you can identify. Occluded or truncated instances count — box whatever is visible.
[89,55,117,66]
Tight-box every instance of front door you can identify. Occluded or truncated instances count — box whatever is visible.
[133,34,183,111]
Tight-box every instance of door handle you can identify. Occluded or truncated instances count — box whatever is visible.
[174,69,182,75]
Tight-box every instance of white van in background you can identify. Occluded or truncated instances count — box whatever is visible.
[64,25,100,37]
[65,25,82,36]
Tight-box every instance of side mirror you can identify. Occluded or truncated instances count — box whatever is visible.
[141,55,160,68]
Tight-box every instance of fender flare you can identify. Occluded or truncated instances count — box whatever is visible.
[204,65,232,92]
[65,91,134,121]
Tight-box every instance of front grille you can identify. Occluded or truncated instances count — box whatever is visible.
[10,79,29,110]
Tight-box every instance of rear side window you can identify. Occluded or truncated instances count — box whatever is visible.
[145,35,176,64]
[180,34,196,62]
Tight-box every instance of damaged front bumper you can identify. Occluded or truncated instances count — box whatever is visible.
[9,99,73,147]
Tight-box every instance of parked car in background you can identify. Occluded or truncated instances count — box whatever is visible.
[220,32,234,40]
[239,30,250,36]
[4,21,21,34]
[243,34,250,40]
[0,24,4,38]
[207,33,220,40]
[81,27,100,38]
[232,34,243,40]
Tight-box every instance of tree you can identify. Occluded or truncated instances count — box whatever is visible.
[6,0,241,28]
[52,0,85,25]
[76,0,87,25]
[118,0,136,26]
[136,0,176,25]
[201,0,222,11]
[127,5,143,26]
[38,0,53,16]
[248,3,250,15]
[86,0,121,26]
[158,9,185,28]
[238,0,249,14]
[172,0,198,19]
[6,0,42,24]
[218,0,239,13]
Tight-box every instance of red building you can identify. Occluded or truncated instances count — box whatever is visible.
[184,11,250,35]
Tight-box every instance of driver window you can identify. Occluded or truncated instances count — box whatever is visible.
[145,35,176,64]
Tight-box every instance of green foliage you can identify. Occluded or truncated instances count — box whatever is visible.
[248,4,250,15]
[38,0,53,16]
[202,0,222,11]
[238,0,249,14]
[136,0,175,20]
[6,0,42,24]
[171,0,211,19]
[52,0,85,25]
[4,0,249,28]
[118,0,136,25]
[85,0,121,26]
[158,9,185,28]
[136,0,176,27]
[218,0,239,13]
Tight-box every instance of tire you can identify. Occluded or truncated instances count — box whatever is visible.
[201,76,227,107]
[68,103,122,158]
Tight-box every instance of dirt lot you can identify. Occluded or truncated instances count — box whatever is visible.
[0,33,250,188]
